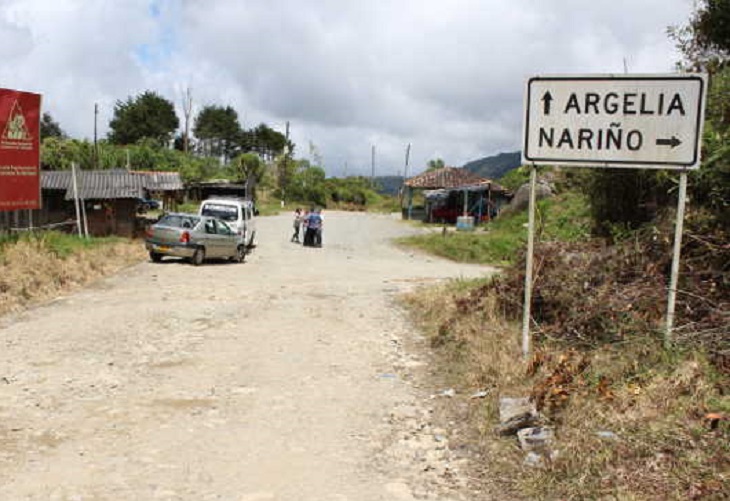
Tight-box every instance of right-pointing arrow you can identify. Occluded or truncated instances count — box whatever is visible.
[656,136,682,148]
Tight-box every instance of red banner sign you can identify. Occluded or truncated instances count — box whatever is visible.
[0,88,41,211]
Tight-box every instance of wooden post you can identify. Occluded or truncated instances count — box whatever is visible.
[71,163,83,237]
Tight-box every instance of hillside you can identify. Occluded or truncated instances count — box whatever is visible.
[373,175,403,196]
[462,151,521,180]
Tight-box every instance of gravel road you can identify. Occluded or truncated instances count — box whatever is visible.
[0,211,494,501]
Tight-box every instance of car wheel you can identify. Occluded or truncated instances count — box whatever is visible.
[235,245,246,263]
[191,248,205,266]
[149,251,163,263]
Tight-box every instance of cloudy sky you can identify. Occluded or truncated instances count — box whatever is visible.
[0,0,695,176]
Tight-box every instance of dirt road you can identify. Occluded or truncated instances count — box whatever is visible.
[0,212,494,501]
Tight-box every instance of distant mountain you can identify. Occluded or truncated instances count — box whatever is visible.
[462,151,522,180]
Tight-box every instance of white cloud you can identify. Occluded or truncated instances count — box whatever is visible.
[0,0,696,176]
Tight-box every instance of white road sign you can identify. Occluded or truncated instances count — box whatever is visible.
[523,74,707,169]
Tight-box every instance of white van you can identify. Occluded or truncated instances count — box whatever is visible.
[199,198,257,250]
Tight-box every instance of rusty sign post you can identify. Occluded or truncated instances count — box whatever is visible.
[521,74,707,357]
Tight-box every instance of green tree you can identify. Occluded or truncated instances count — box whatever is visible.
[241,123,289,161]
[426,158,445,171]
[193,105,242,160]
[108,91,179,146]
[40,112,66,140]
[586,1,730,234]
[227,152,267,199]
[672,0,730,228]
[273,153,298,199]
[288,162,327,206]
[670,0,730,71]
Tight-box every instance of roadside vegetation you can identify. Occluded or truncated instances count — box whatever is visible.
[41,96,398,215]
[400,3,729,499]
[0,232,144,317]
[404,205,729,498]
[397,191,591,266]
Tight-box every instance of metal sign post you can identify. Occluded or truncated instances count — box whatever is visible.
[665,170,689,346]
[521,164,537,359]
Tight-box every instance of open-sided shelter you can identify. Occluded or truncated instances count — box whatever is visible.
[402,167,510,223]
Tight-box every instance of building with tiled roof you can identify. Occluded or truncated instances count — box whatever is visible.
[404,167,486,189]
[402,167,512,223]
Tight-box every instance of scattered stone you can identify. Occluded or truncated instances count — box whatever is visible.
[505,180,554,213]
[440,388,456,398]
[517,427,554,453]
[523,451,543,467]
[469,390,489,399]
[596,430,618,440]
[496,397,539,435]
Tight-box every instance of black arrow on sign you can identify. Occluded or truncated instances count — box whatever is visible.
[656,136,682,148]
[541,91,553,115]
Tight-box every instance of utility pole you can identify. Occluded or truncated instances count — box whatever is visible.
[181,86,193,154]
[279,121,291,201]
[404,143,411,181]
[371,145,375,186]
[93,103,98,169]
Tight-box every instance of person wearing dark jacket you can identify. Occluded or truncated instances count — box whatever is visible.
[303,207,323,247]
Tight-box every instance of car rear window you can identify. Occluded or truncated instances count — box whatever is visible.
[201,203,239,222]
[159,214,200,229]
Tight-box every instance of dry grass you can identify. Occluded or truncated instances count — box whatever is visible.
[0,235,145,317]
[403,280,730,500]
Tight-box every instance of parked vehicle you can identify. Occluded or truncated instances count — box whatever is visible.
[145,213,246,265]
[137,198,161,213]
[199,198,257,250]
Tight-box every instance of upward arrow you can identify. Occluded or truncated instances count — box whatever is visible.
[541,91,553,115]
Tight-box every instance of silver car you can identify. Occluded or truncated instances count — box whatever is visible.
[145,213,246,265]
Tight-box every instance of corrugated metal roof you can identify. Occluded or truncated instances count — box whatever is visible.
[42,170,72,191]
[131,171,184,191]
[405,167,487,189]
[41,170,183,200]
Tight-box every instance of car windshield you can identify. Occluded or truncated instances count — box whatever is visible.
[158,214,199,229]
[201,204,239,222]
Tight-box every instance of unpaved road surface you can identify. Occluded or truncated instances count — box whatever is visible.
[0,212,494,501]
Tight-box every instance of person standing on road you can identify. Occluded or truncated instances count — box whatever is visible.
[291,208,303,243]
[313,208,324,247]
[304,206,322,247]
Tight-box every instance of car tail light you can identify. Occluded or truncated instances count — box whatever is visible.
[145,227,153,238]
[180,231,190,243]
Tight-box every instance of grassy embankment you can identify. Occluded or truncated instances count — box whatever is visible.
[398,190,729,499]
[397,191,591,266]
[0,231,145,317]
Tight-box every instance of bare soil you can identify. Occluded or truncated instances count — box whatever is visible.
[0,212,495,501]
